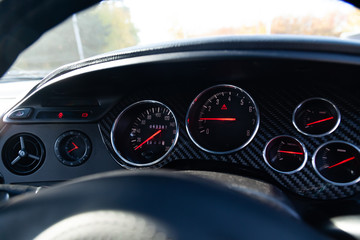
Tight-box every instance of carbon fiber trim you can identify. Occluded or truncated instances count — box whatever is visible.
[99,83,360,200]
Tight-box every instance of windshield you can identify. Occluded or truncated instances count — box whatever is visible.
[5,0,360,78]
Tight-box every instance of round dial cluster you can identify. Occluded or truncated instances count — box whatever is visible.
[107,88,360,190]
[263,97,360,187]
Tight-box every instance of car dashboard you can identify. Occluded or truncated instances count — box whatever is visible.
[1,36,360,238]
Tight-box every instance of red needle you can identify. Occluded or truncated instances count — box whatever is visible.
[278,150,304,155]
[134,130,162,151]
[67,142,79,153]
[327,156,355,169]
[199,118,236,121]
[306,116,334,126]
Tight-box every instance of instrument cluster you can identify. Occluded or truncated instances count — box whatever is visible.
[2,80,359,200]
[108,84,360,188]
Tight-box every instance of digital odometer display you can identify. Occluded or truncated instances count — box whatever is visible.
[186,85,259,154]
[111,101,178,167]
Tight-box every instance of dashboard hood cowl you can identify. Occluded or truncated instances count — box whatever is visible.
[37,35,360,87]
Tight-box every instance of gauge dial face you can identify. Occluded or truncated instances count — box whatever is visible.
[186,85,259,154]
[54,131,92,166]
[111,101,178,167]
[263,136,307,174]
[312,141,360,186]
[293,98,340,137]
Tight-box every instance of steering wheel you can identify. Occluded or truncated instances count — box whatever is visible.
[0,170,329,240]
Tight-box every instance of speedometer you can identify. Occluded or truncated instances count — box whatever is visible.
[111,100,178,167]
[186,84,260,154]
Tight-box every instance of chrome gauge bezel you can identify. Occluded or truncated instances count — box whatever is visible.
[54,130,92,166]
[111,100,179,167]
[292,97,341,137]
[185,84,260,154]
[263,135,308,174]
[312,141,360,186]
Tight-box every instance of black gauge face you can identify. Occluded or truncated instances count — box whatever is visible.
[111,101,178,167]
[263,136,307,174]
[293,98,340,137]
[313,141,360,186]
[186,85,259,154]
[54,131,91,166]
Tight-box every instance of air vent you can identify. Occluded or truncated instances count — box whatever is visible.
[2,133,45,175]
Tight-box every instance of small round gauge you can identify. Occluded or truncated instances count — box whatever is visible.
[293,98,340,137]
[263,136,307,174]
[111,100,179,167]
[54,131,92,166]
[312,141,360,186]
[186,84,259,154]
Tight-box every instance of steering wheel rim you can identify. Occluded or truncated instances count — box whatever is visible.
[0,170,329,240]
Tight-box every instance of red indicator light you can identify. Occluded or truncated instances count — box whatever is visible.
[221,104,227,110]
[58,112,64,119]
[82,112,89,118]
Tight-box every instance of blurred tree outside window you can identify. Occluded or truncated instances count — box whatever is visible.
[7,0,360,77]
[9,1,138,74]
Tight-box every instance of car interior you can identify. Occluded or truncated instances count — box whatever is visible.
[1,0,360,239]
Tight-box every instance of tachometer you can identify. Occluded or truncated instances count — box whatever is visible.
[111,100,178,167]
[186,84,259,154]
